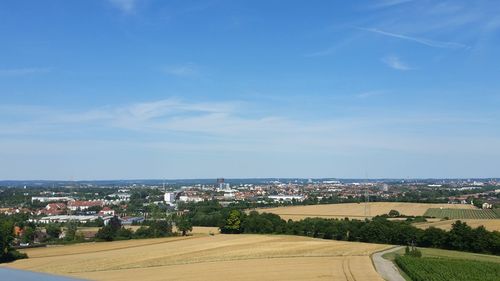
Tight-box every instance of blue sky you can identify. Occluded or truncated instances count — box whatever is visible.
[1,0,499,180]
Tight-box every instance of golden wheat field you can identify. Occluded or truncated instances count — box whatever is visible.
[7,234,389,281]
[414,219,500,232]
[254,202,476,220]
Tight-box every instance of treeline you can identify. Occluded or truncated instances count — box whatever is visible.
[218,210,500,255]
[0,216,28,263]
[94,215,192,241]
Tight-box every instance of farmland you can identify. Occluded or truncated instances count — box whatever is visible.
[423,208,499,219]
[383,247,500,281]
[395,256,500,281]
[254,202,476,220]
[383,246,500,264]
[414,219,500,232]
[7,234,389,281]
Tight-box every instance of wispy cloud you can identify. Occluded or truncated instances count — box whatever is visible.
[304,35,359,58]
[163,63,199,77]
[382,55,412,70]
[1,98,491,145]
[108,0,138,14]
[370,0,414,9]
[356,90,386,99]
[0,67,52,76]
[359,27,469,49]
[2,98,499,180]
[304,46,338,58]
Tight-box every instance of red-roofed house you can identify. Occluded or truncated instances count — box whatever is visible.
[68,200,104,211]
[98,207,115,217]
[40,202,67,216]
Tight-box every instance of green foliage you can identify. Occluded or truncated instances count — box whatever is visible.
[405,245,422,257]
[218,212,500,255]
[175,215,193,236]
[220,210,245,234]
[65,221,78,241]
[95,216,123,241]
[424,208,498,219]
[419,227,447,248]
[0,219,27,263]
[45,223,62,239]
[21,226,35,243]
[133,226,151,238]
[95,225,116,241]
[115,228,133,240]
[395,256,500,281]
[178,200,226,227]
[242,211,286,234]
[135,220,173,238]
[388,209,400,217]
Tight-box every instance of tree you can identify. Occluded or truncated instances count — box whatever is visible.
[388,210,400,217]
[149,204,163,220]
[95,216,122,241]
[65,221,78,241]
[0,220,14,257]
[220,210,244,234]
[95,225,115,241]
[151,220,172,237]
[447,220,473,251]
[0,219,27,263]
[176,215,193,236]
[46,223,62,240]
[419,227,447,248]
[21,226,35,244]
[115,228,133,240]
[108,216,122,232]
[134,226,151,238]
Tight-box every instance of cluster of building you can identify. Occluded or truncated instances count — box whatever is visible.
[159,178,500,208]
[2,178,499,223]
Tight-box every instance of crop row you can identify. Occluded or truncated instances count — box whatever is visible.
[395,256,500,281]
[423,208,499,219]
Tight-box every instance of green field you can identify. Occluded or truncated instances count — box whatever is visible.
[395,256,500,281]
[383,247,500,264]
[494,208,500,217]
[424,208,499,219]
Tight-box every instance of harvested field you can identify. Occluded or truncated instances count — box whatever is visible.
[414,219,500,232]
[8,234,389,281]
[255,202,476,220]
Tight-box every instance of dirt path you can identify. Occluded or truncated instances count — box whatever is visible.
[372,246,405,281]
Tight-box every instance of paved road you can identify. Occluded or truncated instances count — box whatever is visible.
[372,246,406,281]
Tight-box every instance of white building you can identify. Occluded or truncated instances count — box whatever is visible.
[482,202,493,209]
[268,195,304,202]
[31,196,74,203]
[109,193,131,201]
[36,215,98,224]
[164,192,176,203]
[178,195,203,203]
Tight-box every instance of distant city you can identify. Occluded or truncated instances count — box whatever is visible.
[1,177,499,226]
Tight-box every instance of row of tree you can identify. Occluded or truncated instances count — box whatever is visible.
[94,215,193,241]
[219,210,500,255]
[0,217,27,263]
